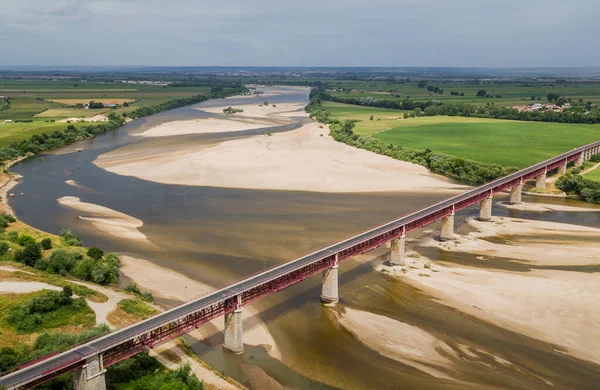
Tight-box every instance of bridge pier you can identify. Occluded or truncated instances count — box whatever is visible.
[321,256,339,306]
[479,193,493,221]
[223,307,244,355]
[73,355,106,390]
[535,171,547,189]
[440,212,455,241]
[389,235,406,266]
[510,183,523,204]
[558,161,567,175]
[575,155,584,167]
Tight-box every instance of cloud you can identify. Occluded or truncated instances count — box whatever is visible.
[0,0,597,67]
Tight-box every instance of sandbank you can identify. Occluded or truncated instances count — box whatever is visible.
[336,307,455,380]
[136,116,287,138]
[96,118,465,193]
[57,196,148,242]
[388,214,600,365]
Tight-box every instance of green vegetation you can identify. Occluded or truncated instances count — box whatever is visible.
[118,299,158,318]
[125,283,154,302]
[4,287,94,333]
[0,325,110,375]
[59,229,82,246]
[307,88,517,184]
[556,173,600,203]
[0,81,246,166]
[583,166,600,182]
[222,106,244,114]
[106,353,203,390]
[319,97,600,171]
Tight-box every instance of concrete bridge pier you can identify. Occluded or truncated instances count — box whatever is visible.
[223,296,244,354]
[389,234,406,266]
[536,170,547,189]
[558,161,567,175]
[575,155,584,167]
[440,212,455,241]
[321,255,339,306]
[479,193,493,221]
[510,183,523,204]
[73,355,106,390]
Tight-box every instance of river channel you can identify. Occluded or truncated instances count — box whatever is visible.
[9,87,600,389]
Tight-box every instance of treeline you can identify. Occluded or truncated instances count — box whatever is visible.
[307,88,517,185]
[127,85,246,118]
[323,92,600,124]
[556,155,600,203]
[0,85,246,166]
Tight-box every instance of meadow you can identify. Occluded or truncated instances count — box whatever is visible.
[0,79,212,123]
[0,122,75,147]
[323,101,600,167]
[583,166,600,182]
[326,80,600,106]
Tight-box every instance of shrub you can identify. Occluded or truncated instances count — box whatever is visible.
[0,241,9,256]
[48,250,76,275]
[59,229,82,246]
[35,257,50,271]
[17,234,36,247]
[125,283,154,302]
[87,247,104,261]
[40,238,53,250]
[14,243,42,267]
[7,231,18,243]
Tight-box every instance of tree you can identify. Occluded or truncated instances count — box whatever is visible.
[0,242,9,256]
[17,234,36,247]
[49,250,76,275]
[547,92,560,102]
[14,243,42,267]
[369,115,374,121]
[40,238,52,250]
[87,247,104,260]
[476,89,487,97]
[531,96,536,100]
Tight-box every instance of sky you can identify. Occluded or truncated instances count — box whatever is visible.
[0,0,598,67]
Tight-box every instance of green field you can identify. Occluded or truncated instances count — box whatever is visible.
[326,80,600,107]
[0,122,74,147]
[324,101,600,167]
[583,166,600,182]
[0,79,211,122]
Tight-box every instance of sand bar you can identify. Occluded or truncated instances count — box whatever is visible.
[57,196,148,242]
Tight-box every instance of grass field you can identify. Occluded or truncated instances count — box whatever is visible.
[0,122,74,147]
[583,165,600,182]
[326,80,600,107]
[324,101,600,167]
[0,79,211,123]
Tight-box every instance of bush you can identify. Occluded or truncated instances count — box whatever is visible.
[0,241,9,256]
[0,213,15,229]
[125,283,154,302]
[17,234,37,247]
[14,243,42,267]
[590,154,600,163]
[59,229,82,247]
[7,231,18,243]
[48,250,76,275]
[556,173,600,203]
[40,238,52,250]
[87,247,104,261]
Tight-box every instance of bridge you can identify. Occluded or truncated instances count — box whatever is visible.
[1,141,599,390]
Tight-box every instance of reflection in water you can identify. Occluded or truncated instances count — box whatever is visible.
[8,87,600,389]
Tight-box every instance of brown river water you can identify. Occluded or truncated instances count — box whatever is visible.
[9,87,600,389]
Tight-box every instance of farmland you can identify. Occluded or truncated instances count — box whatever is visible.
[323,101,600,167]
[583,166,600,182]
[0,79,212,123]
[325,80,600,107]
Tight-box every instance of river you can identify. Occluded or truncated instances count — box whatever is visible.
[9,87,600,389]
